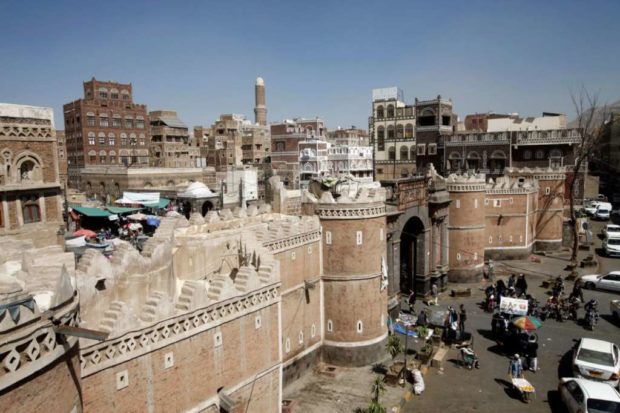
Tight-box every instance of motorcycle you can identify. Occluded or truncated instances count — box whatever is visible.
[584,299,599,330]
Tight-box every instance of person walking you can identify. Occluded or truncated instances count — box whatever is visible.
[431,282,438,306]
[526,337,538,372]
[571,280,585,303]
[458,304,467,338]
[408,289,417,314]
[509,354,523,379]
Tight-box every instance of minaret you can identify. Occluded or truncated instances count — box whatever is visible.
[254,76,267,126]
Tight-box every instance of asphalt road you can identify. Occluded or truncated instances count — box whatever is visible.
[405,219,620,413]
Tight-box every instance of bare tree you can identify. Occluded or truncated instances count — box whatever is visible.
[568,87,607,265]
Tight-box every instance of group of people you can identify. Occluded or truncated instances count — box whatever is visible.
[406,287,467,341]
[484,274,529,312]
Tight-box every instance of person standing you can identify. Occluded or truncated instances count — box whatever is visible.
[509,354,523,378]
[459,304,467,337]
[526,337,538,372]
[431,282,438,306]
[571,280,585,303]
[515,274,528,297]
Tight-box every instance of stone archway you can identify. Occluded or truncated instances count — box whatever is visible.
[400,216,425,294]
[201,200,214,216]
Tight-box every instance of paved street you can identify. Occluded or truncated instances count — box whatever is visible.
[406,219,620,413]
[284,219,620,413]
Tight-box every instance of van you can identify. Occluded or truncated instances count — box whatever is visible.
[595,202,612,220]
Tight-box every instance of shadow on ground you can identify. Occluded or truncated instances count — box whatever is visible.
[546,390,569,413]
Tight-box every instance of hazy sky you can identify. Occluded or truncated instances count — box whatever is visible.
[1,0,619,130]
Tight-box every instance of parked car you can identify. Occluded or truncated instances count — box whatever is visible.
[581,272,620,292]
[603,224,620,240]
[572,338,620,387]
[612,300,620,322]
[604,238,620,257]
[559,377,620,412]
[584,201,602,216]
[595,203,613,220]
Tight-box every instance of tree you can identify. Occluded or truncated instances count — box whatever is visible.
[568,87,608,265]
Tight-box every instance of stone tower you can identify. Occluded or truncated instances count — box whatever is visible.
[254,76,267,126]
[446,173,486,282]
[314,186,388,366]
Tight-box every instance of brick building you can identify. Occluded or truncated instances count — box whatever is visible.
[63,78,150,189]
[56,130,68,188]
[149,110,199,167]
[0,103,63,246]
[271,118,326,188]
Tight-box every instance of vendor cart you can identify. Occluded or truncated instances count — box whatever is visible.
[511,377,535,403]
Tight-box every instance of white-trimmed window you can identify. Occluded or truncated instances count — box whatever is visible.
[298,331,304,344]
[88,132,95,145]
[356,320,363,333]
[456,253,461,261]
[327,320,333,332]
[255,315,262,329]
[545,187,550,195]
[308,245,312,255]
[489,236,493,244]
[485,198,489,205]
[311,324,316,338]
[325,230,332,245]
[455,199,460,209]
[356,231,363,245]
[493,199,501,208]
[474,198,478,208]
[291,251,296,261]
[98,132,106,145]
[214,332,223,347]
[380,228,384,241]
[417,144,426,156]
[285,338,291,353]
[428,143,437,155]
[474,252,478,261]
[99,114,109,128]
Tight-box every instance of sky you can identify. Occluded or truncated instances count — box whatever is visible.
[1,0,620,130]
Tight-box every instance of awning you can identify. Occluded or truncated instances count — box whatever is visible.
[143,198,170,209]
[118,192,160,204]
[71,206,111,218]
[106,206,143,214]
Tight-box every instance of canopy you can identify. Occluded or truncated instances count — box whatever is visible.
[73,228,97,238]
[116,192,160,204]
[71,206,111,218]
[106,206,143,214]
[512,316,543,331]
[127,213,147,221]
[142,198,170,209]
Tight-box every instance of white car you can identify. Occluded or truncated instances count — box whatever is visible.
[584,201,602,216]
[559,377,620,413]
[572,338,620,387]
[581,272,620,293]
[596,203,612,220]
[604,238,620,257]
[603,224,620,240]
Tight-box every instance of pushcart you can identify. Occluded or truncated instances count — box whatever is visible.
[511,377,535,403]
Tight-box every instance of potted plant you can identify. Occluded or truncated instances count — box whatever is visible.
[418,343,434,363]
[416,325,429,340]
[432,327,443,345]
[385,334,403,360]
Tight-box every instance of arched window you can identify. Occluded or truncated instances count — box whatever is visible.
[19,160,35,182]
[467,151,480,170]
[550,148,562,158]
[376,105,384,118]
[388,146,396,161]
[88,132,95,145]
[387,125,395,139]
[400,146,409,160]
[523,150,532,160]
[396,124,404,139]
[418,108,436,126]
[108,133,115,146]
[22,195,40,224]
[535,150,545,160]
[405,124,414,139]
[377,126,385,151]
[387,104,395,118]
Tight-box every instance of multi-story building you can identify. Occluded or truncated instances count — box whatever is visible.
[414,96,456,174]
[0,103,63,246]
[596,112,620,201]
[327,140,373,181]
[56,129,68,188]
[368,87,416,180]
[326,126,369,146]
[149,110,199,168]
[63,78,150,189]
[271,118,326,188]
[298,138,330,186]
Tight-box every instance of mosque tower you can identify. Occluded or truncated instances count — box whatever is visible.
[254,76,267,126]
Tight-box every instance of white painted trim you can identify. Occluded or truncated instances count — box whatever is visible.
[323,332,388,348]
[484,241,535,250]
[535,238,562,243]
[282,340,322,368]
